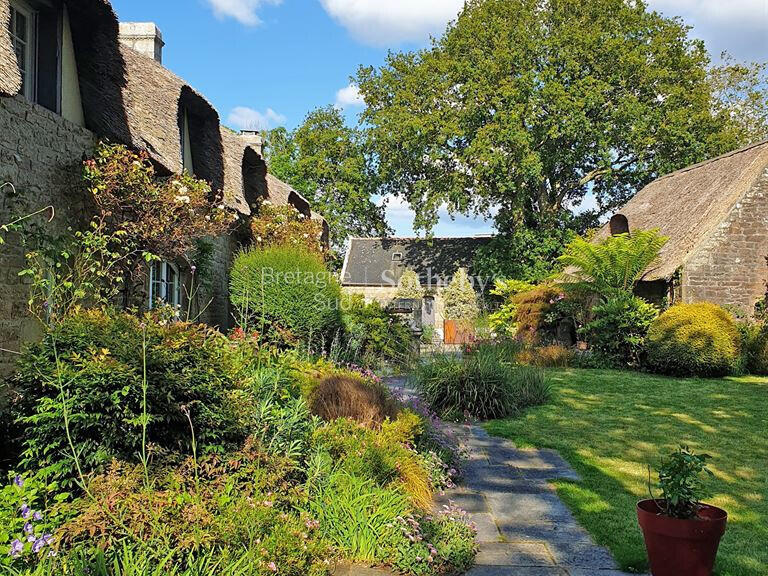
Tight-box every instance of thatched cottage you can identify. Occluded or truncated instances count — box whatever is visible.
[600,140,768,313]
[0,0,325,374]
[341,236,492,342]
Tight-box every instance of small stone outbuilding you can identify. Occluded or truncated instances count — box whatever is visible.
[599,140,768,314]
[340,236,492,342]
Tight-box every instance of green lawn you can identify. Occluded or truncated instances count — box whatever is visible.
[485,368,768,576]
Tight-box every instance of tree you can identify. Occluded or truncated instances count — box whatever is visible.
[264,106,390,248]
[395,269,424,299]
[442,268,479,321]
[356,0,742,235]
[708,53,768,146]
[557,229,669,300]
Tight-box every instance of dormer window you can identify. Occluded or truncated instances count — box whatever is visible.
[392,252,403,262]
[181,108,195,175]
[9,1,36,102]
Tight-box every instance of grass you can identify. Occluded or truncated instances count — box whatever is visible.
[485,368,768,576]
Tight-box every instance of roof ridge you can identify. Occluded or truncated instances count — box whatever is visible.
[654,139,768,183]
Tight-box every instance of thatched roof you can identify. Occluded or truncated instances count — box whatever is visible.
[0,0,21,95]
[1,0,324,223]
[597,140,768,281]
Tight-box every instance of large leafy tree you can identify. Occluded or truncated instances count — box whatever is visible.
[356,0,742,235]
[265,106,390,248]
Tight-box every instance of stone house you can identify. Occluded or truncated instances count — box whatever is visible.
[340,236,492,342]
[0,0,324,374]
[598,140,768,313]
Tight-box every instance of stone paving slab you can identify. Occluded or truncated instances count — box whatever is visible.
[384,377,646,576]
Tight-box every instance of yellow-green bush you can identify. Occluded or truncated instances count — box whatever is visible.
[646,302,741,376]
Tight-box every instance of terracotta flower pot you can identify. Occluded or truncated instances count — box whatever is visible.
[637,499,727,576]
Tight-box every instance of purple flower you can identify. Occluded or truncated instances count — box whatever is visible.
[13,475,23,488]
[20,503,31,519]
[9,539,23,557]
[32,538,45,553]
[24,522,33,535]
[33,511,42,521]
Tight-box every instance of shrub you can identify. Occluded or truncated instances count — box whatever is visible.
[230,245,342,347]
[517,344,573,367]
[442,268,479,322]
[340,294,413,367]
[412,346,549,420]
[580,293,658,366]
[308,375,399,427]
[740,321,768,375]
[9,309,243,486]
[512,284,563,342]
[396,269,424,299]
[646,302,741,376]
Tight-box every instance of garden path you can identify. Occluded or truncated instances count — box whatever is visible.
[386,376,644,576]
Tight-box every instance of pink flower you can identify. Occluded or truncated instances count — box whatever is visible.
[268,561,278,572]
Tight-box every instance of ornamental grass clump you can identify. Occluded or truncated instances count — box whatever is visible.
[308,374,399,427]
[412,345,549,420]
[646,302,741,376]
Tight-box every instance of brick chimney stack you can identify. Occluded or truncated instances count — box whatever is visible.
[118,22,164,64]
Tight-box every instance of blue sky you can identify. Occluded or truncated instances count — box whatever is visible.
[110,0,768,237]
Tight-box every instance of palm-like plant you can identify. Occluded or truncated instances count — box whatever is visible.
[558,229,669,299]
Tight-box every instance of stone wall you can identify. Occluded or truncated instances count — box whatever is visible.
[0,94,97,375]
[683,166,768,314]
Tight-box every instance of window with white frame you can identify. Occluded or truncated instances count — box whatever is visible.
[148,261,181,309]
[8,0,36,102]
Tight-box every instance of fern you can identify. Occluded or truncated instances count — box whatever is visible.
[558,229,668,299]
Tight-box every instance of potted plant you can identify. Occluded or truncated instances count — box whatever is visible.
[637,446,727,576]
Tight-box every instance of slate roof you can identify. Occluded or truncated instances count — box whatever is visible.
[341,237,493,287]
[594,140,768,281]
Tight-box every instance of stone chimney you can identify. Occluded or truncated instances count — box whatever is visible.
[240,130,264,157]
[118,22,164,64]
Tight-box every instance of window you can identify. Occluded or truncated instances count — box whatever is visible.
[8,1,36,102]
[392,252,403,262]
[148,261,181,309]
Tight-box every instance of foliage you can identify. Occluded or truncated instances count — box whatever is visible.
[646,302,742,376]
[485,368,768,575]
[0,472,65,570]
[579,293,658,367]
[558,229,669,300]
[251,393,318,465]
[250,201,325,256]
[708,53,768,145]
[473,225,577,283]
[511,285,564,342]
[743,323,768,375]
[9,309,243,486]
[652,446,714,520]
[339,294,414,367]
[395,269,424,299]
[357,0,741,235]
[308,375,399,427]
[230,245,342,348]
[516,345,574,368]
[264,107,390,248]
[442,268,479,322]
[412,345,549,420]
[83,142,234,296]
[488,278,535,337]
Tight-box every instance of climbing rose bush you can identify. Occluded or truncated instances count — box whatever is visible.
[250,201,325,256]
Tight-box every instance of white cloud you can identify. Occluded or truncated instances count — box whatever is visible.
[318,0,464,46]
[647,0,768,61]
[206,0,282,26]
[335,83,365,109]
[227,106,287,130]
